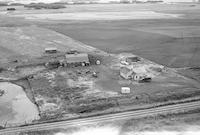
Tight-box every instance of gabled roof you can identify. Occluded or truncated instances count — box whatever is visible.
[126,56,141,63]
[65,53,89,63]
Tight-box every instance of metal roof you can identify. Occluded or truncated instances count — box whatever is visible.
[45,47,57,51]
[65,53,89,63]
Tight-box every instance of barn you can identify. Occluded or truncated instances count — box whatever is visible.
[65,53,90,66]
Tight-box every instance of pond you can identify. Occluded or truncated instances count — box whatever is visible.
[0,82,40,127]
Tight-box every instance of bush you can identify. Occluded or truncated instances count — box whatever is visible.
[24,3,66,9]
[0,67,5,73]
[10,3,24,6]
[0,126,5,129]
[0,2,8,6]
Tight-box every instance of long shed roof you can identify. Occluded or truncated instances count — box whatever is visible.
[65,53,89,63]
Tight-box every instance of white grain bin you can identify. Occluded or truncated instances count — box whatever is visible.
[121,87,130,94]
[96,60,101,65]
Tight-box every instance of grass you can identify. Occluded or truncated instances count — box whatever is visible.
[121,108,200,132]
[177,67,200,82]
[26,64,200,120]
[18,108,200,135]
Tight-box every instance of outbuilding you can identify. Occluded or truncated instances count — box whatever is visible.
[7,8,16,11]
[126,56,141,64]
[45,47,57,54]
[134,73,152,82]
[96,60,101,65]
[65,53,90,66]
[121,87,131,94]
[45,60,60,68]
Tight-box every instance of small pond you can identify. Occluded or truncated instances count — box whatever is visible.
[0,82,39,127]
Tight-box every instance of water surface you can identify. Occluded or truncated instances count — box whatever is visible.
[0,82,39,127]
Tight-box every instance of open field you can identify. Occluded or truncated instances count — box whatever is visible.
[0,26,98,59]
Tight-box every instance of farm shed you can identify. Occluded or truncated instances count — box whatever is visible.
[126,56,141,64]
[7,8,16,11]
[45,47,57,53]
[65,53,90,65]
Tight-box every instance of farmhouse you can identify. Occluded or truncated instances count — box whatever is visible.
[120,66,152,82]
[120,67,135,79]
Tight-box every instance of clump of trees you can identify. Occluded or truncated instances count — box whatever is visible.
[0,2,8,6]
[9,3,24,6]
[24,3,66,10]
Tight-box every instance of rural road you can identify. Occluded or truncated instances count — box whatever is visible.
[1,101,200,134]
